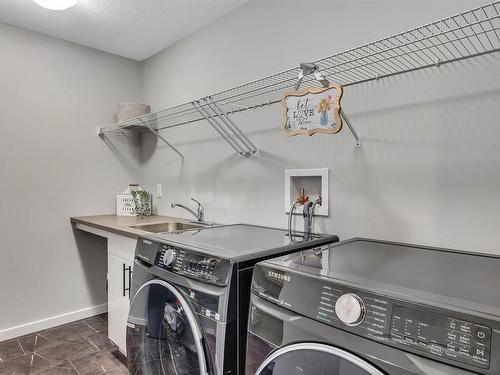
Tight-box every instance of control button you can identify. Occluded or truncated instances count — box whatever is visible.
[447,331,458,341]
[474,327,490,342]
[458,346,471,355]
[391,333,403,340]
[472,345,489,359]
[459,323,472,334]
[335,293,365,326]
[417,340,428,347]
[429,343,444,356]
[459,334,471,345]
[162,249,176,266]
[446,343,457,351]
[445,349,458,359]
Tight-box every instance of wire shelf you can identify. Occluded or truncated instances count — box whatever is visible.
[99,1,500,143]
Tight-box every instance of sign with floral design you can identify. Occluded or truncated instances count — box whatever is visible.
[281,83,343,136]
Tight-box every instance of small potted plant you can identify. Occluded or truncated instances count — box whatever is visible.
[131,189,152,218]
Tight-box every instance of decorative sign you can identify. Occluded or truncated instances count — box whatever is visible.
[281,83,343,136]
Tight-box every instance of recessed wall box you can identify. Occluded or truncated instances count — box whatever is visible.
[285,168,329,216]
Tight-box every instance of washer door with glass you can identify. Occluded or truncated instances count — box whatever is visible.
[127,279,210,375]
[255,343,385,375]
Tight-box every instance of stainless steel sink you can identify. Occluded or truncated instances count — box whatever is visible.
[129,221,208,233]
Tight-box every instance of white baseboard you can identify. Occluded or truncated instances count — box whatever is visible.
[0,303,108,342]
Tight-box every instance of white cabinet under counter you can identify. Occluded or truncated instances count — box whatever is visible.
[70,214,186,355]
[107,246,134,354]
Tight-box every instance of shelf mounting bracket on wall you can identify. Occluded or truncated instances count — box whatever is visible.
[295,63,361,148]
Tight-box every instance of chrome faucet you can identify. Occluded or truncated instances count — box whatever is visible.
[171,197,205,222]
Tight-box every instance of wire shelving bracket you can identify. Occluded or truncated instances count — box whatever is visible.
[139,119,184,160]
[98,1,500,154]
[192,98,258,158]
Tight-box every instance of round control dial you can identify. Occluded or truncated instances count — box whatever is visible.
[335,293,365,326]
[162,249,176,267]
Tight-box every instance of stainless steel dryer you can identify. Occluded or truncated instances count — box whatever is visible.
[246,238,500,375]
[125,224,339,375]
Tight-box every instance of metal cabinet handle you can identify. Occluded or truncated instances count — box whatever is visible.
[123,263,132,298]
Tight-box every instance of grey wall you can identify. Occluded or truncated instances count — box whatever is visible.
[140,0,500,255]
[0,23,142,334]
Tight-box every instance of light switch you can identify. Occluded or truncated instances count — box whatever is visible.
[156,184,162,198]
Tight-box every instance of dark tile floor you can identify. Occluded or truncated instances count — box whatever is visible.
[0,313,128,374]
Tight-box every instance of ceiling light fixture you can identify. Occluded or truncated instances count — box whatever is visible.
[33,0,77,10]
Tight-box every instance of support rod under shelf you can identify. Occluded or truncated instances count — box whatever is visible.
[192,101,246,155]
[192,100,258,157]
[205,97,258,154]
[340,110,361,148]
[139,120,185,161]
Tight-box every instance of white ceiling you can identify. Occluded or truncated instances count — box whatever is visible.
[0,0,251,61]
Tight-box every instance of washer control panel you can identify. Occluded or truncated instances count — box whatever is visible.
[155,244,230,286]
[252,264,497,373]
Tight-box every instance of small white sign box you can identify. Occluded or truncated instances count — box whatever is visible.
[284,168,329,216]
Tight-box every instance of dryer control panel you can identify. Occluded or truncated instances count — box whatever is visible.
[389,304,491,368]
[252,264,499,374]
